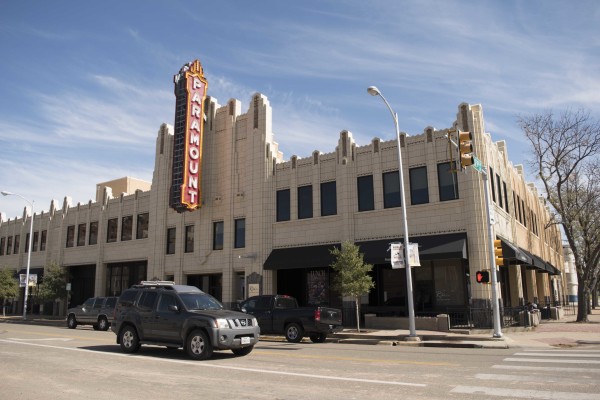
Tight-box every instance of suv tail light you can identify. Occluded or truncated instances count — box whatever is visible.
[314,309,321,321]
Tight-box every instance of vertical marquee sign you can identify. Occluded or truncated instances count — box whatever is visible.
[170,60,208,212]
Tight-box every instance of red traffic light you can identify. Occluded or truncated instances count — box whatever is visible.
[476,270,490,283]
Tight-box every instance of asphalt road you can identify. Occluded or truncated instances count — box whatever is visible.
[1,323,599,399]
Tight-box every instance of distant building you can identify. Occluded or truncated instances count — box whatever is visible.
[0,61,564,325]
[563,244,578,303]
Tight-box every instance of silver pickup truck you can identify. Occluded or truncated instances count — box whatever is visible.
[66,297,117,331]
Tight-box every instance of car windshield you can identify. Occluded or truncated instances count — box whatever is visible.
[179,293,224,311]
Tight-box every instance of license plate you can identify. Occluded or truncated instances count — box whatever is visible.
[241,337,250,345]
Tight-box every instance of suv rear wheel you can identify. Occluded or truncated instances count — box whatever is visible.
[67,314,77,329]
[119,326,141,353]
[186,329,213,360]
[97,316,109,331]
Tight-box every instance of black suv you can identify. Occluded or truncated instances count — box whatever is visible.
[66,296,117,331]
[111,281,260,360]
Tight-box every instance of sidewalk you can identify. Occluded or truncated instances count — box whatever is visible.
[2,309,599,349]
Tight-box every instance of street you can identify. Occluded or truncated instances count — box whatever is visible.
[1,323,599,399]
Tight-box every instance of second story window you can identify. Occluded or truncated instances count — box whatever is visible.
[77,224,86,246]
[107,218,118,243]
[437,162,459,201]
[0,237,5,256]
[213,221,224,250]
[185,225,194,253]
[6,237,12,255]
[136,213,149,239]
[33,231,38,252]
[409,166,429,205]
[276,189,290,222]
[357,175,374,212]
[321,181,337,216]
[89,222,98,245]
[66,227,74,248]
[166,227,176,254]
[121,215,133,241]
[234,218,245,248]
[383,171,401,208]
[13,235,20,254]
[297,185,313,219]
[40,230,47,251]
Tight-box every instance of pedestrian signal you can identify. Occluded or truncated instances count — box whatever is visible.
[476,270,490,283]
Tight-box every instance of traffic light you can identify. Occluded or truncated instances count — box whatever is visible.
[475,270,490,283]
[458,131,474,168]
[493,239,504,266]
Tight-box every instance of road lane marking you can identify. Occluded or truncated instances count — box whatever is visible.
[504,357,600,364]
[8,337,72,341]
[0,338,426,388]
[514,352,600,358]
[451,385,598,399]
[253,350,458,366]
[493,364,600,374]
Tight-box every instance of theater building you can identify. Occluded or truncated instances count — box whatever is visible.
[0,60,565,326]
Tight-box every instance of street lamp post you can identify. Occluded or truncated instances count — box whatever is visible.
[367,86,419,339]
[1,191,34,320]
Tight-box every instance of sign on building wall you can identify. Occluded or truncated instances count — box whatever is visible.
[170,60,208,212]
[390,242,421,269]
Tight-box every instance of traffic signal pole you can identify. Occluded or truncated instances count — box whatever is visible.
[449,130,502,338]
[482,167,503,338]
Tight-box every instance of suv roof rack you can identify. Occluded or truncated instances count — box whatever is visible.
[135,280,176,288]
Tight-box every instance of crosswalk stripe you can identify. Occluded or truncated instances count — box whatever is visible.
[451,385,598,399]
[515,352,600,358]
[475,373,549,382]
[493,364,600,374]
[521,349,600,353]
[504,357,600,364]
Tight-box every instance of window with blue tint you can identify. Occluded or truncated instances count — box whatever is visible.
[234,218,245,248]
[383,171,401,208]
[276,189,290,222]
[357,175,374,211]
[166,227,176,254]
[213,221,224,250]
[437,162,459,201]
[409,166,429,205]
[297,185,313,219]
[320,181,337,216]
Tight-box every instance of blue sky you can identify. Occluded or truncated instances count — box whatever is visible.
[1,0,599,220]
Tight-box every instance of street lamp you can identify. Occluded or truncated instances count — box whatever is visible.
[1,191,34,320]
[367,86,418,339]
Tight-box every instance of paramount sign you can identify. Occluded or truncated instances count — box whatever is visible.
[172,60,208,211]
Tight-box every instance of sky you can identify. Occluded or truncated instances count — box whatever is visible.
[1,0,599,221]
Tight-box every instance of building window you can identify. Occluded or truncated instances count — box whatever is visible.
[77,223,86,246]
[0,237,4,256]
[489,166,496,203]
[409,166,429,205]
[166,227,176,255]
[357,175,374,212]
[25,233,30,253]
[297,185,313,219]
[89,222,98,245]
[66,227,74,248]
[437,162,459,201]
[40,230,47,251]
[107,218,118,243]
[13,235,20,254]
[213,221,224,250]
[136,213,149,239]
[121,215,133,241]
[32,231,38,252]
[185,225,194,253]
[234,218,246,248]
[321,181,337,216]
[503,182,510,213]
[383,171,401,208]
[6,237,12,255]
[496,174,503,209]
[276,189,290,222]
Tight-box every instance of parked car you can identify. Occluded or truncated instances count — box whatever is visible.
[238,294,343,343]
[66,296,117,331]
[111,281,259,360]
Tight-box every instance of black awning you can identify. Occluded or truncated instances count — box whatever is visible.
[14,267,44,278]
[520,250,558,274]
[356,232,468,264]
[263,243,340,270]
[545,262,560,275]
[499,239,532,265]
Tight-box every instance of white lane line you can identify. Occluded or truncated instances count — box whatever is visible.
[521,349,600,353]
[0,338,425,388]
[504,357,600,364]
[515,352,600,358]
[493,364,600,374]
[451,385,598,399]
[8,337,72,341]
[475,373,559,382]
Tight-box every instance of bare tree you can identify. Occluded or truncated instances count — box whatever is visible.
[518,109,600,322]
